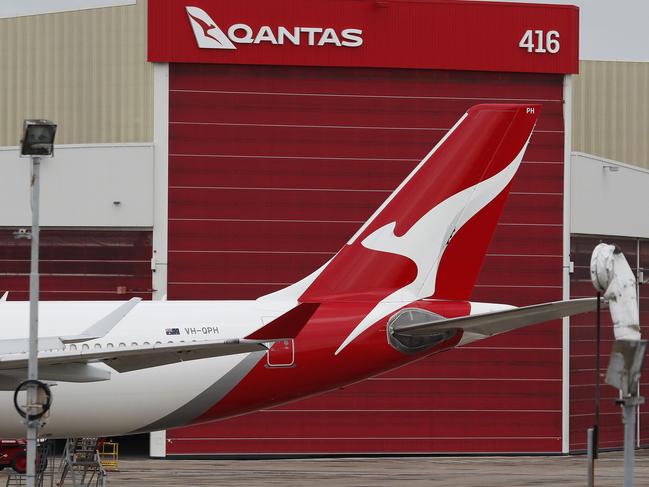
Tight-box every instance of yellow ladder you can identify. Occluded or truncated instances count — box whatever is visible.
[98,442,118,472]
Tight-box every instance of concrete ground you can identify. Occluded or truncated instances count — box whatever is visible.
[106,450,649,486]
[2,450,648,486]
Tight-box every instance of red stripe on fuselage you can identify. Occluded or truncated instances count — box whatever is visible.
[195,299,470,424]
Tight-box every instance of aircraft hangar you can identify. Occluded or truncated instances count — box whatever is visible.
[0,0,648,458]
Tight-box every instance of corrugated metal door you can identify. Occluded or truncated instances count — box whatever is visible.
[641,240,649,447]
[0,229,152,301]
[570,235,649,451]
[167,64,565,453]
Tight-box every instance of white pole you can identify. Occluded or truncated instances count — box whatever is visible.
[586,427,594,487]
[26,155,41,487]
[561,73,573,454]
[151,61,170,459]
[623,401,636,487]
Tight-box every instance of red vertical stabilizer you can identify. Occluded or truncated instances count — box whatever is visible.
[263,104,540,304]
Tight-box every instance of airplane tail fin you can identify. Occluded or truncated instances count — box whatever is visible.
[261,104,540,304]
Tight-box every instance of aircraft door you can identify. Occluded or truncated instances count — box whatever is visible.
[261,316,295,367]
[267,339,295,367]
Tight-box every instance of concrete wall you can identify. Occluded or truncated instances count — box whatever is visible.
[0,0,152,146]
[0,144,153,227]
[570,152,649,239]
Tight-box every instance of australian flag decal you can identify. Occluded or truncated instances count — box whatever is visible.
[165,328,180,336]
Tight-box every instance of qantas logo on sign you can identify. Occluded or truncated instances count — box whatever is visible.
[186,6,364,50]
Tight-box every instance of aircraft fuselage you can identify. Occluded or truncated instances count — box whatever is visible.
[0,298,487,438]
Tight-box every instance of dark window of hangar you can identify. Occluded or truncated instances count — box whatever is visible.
[0,229,152,301]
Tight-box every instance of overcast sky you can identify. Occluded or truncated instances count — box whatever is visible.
[0,1,135,19]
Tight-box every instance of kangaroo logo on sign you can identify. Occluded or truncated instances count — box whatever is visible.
[185,6,363,50]
[186,6,236,49]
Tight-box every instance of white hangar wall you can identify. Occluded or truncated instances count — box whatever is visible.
[570,152,649,239]
[0,144,154,228]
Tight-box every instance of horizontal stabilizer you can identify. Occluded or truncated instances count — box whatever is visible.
[393,298,598,345]
[245,303,319,340]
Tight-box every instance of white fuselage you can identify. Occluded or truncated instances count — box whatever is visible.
[0,299,509,439]
[0,299,291,438]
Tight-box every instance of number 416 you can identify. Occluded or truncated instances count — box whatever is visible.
[519,30,560,54]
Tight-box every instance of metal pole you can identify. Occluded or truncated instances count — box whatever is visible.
[26,155,41,487]
[636,239,641,448]
[586,427,594,487]
[594,292,601,459]
[623,402,636,487]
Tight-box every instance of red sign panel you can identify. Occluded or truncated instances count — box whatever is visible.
[148,0,579,74]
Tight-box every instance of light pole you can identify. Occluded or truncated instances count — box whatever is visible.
[19,119,57,487]
[591,243,645,487]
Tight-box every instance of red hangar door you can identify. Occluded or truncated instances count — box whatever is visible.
[150,0,579,454]
[165,65,565,454]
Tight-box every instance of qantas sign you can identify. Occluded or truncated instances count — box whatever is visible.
[149,1,578,73]
[185,6,363,50]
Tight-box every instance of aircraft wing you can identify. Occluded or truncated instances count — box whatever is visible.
[0,302,318,389]
[0,298,142,355]
[391,298,597,344]
[0,338,270,374]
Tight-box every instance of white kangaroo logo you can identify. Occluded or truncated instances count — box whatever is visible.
[186,6,236,50]
[335,138,531,355]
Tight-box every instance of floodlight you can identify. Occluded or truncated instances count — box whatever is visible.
[20,119,57,157]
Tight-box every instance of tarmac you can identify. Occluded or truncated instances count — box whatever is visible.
[96,449,649,486]
[2,449,648,486]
